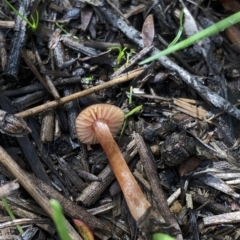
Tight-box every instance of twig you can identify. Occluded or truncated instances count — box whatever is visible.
[192,193,230,214]
[31,41,60,99]
[203,211,240,226]
[21,48,55,96]
[15,68,145,118]
[0,20,15,28]
[0,218,51,229]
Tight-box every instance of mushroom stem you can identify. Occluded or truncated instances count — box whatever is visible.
[94,121,151,222]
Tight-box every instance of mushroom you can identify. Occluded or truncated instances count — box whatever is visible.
[75,104,151,223]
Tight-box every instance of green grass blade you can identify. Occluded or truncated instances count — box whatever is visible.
[1,198,23,234]
[168,10,184,47]
[152,233,175,240]
[119,105,143,139]
[34,10,39,31]
[124,105,143,119]
[4,0,34,28]
[139,11,240,65]
[50,199,72,240]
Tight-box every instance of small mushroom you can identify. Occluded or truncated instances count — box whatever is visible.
[75,104,151,223]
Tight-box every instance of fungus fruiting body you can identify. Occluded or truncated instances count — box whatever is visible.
[75,104,151,222]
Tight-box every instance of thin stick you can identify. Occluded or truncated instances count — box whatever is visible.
[16,68,145,118]
[0,21,15,28]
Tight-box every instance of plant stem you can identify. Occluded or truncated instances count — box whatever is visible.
[1,198,23,234]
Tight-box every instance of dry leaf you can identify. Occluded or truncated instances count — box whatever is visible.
[225,25,240,51]
[219,0,240,12]
[142,14,154,47]
[178,157,202,177]
[81,6,93,31]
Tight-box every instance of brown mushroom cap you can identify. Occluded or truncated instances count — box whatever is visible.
[75,104,124,144]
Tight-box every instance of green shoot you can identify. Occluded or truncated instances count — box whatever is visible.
[139,11,240,64]
[152,233,175,240]
[128,86,133,104]
[50,199,71,240]
[125,49,136,66]
[4,0,39,32]
[168,10,184,47]
[124,105,143,119]
[56,23,79,39]
[108,46,135,68]
[120,105,143,139]
[2,198,23,234]
[85,76,93,82]
[109,46,127,65]
[117,47,127,65]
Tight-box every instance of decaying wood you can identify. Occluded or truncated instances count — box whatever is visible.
[0,181,19,198]
[4,76,82,97]
[0,110,31,137]
[173,98,208,121]
[134,133,183,240]
[0,21,15,28]
[2,0,32,83]
[21,48,58,97]
[27,172,112,239]
[0,200,55,234]
[0,30,7,70]
[0,218,51,230]
[15,227,38,240]
[0,95,51,184]
[0,146,82,240]
[203,212,240,226]
[40,108,55,143]
[0,163,110,238]
[192,193,231,214]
